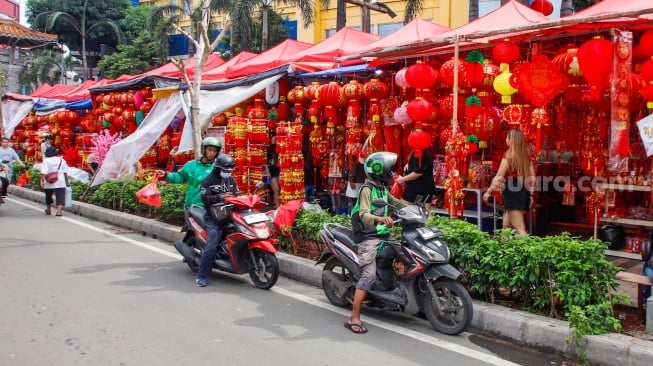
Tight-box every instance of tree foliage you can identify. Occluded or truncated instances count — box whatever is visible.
[97,5,168,79]
[18,50,81,91]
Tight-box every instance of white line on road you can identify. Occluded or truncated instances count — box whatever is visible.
[12,198,521,366]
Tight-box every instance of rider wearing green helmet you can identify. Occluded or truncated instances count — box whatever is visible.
[155,137,221,208]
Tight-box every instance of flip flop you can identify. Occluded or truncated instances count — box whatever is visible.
[44,209,51,215]
[344,322,368,334]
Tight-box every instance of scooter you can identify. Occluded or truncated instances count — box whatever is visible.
[173,187,280,289]
[316,198,473,335]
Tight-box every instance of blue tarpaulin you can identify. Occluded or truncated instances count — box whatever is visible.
[65,99,93,110]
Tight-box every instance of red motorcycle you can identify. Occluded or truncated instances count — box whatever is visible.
[173,193,280,289]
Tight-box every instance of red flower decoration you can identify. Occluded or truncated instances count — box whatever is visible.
[515,55,569,107]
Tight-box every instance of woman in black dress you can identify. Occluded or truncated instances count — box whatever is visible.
[396,149,437,211]
[482,128,535,236]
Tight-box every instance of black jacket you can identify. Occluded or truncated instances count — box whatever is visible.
[199,170,240,208]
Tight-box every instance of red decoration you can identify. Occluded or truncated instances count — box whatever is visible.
[503,104,524,126]
[641,57,653,82]
[406,98,435,122]
[639,30,653,57]
[641,82,653,108]
[342,80,364,101]
[551,47,585,84]
[277,97,290,121]
[317,81,342,107]
[466,61,485,88]
[439,58,469,88]
[514,55,569,107]
[287,86,307,105]
[304,81,321,101]
[577,37,614,100]
[407,128,431,159]
[405,61,438,89]
[363,79,390,100]
[492,40,520,64]
[530,0,554,16]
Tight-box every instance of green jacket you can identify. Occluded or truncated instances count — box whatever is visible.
[165,159,214,208]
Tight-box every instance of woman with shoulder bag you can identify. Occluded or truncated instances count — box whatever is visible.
[40,147,70,216]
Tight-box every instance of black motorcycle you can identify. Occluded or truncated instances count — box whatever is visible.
[316,198,473,335]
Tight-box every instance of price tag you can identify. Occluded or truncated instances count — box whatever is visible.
[636,114,653,156]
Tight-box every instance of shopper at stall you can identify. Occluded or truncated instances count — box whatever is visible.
[154,137,221,208]
[482,128,535,236]
[396,148,437,211]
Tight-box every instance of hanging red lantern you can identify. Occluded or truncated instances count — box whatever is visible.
[277,97,290,121]
[503,104,525,126]
[641,57,653,82]
[304,81,321,102]
[405,61,438,89]
[287,85,307,114]
[316,81,342,106]
[141,87,153,99]
[439,58,469,88]
[641,82,653,109]
[439,94,465,120]
[407,128,431,159]
[211,113,228,126]
[552,47,585,84]
[341,80,364,101]
[363,78,390,100]
[639,30,653,57]
[577,36,614,100]
[406,98,435,122]
[530,0,554,16]
[465,95,482,122]
[492,39,521,64]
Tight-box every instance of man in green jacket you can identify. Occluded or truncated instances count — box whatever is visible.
[155,137,221,208]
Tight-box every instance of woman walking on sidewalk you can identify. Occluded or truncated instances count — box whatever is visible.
[40,147,70,216]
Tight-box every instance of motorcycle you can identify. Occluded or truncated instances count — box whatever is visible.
[316,198,473,335]
[173,186,280,289]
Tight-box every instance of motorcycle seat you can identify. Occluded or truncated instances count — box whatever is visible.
[332,226,357,250]
[189,206,207,227]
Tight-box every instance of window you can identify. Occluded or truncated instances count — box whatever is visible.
[378,22,403,37]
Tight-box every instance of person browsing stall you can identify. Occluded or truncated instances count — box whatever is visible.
[155,137,221,208]
[195,154,240,287]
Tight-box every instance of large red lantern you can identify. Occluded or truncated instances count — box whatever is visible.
[277,97,290,121]
[363,79,390,100]
[530,0,554,16]
[406,98,435,122]
[316,81,342,106]
[341,80,364,101]
[639,30,653,57]
[439,58,469,88]
[287,85,307,109]
[304,81,321,102]
[552,47,585,84]
[641,82,653,108]
[492,40,520,64]
[405,61,438,89]
[641,57,653,82]
[577,37,613,100]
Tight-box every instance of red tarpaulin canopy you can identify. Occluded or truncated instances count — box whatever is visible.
[31,84,76,99]
[291,27,381,65]
[30,83,55,97]
[61,79,110,102]
[110,54,225,84]
[563,0,653,19]
[355,19,449,55]
[224,39,313,79]
[202,51,258,83]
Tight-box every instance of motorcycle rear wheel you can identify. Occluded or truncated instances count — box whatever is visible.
[322,259,352,307]
[248,249,279,289]
[183,237,200,273]
[423,278,473,335]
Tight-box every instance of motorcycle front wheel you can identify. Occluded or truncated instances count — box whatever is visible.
[423,278,473,335]
[248,249,279,289]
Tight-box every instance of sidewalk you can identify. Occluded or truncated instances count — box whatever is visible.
[9,185,653,366]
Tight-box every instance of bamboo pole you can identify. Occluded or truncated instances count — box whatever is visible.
[338,7,653,62]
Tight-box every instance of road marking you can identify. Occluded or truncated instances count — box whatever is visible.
[9,198,183,261]
[11,197,520,366]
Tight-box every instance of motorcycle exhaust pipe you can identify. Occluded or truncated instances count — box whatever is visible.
[322,270,352,299]
[173,240,195,261]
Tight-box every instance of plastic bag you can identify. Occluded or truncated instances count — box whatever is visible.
[65,186,72,208]
[136,175,161,208]
[273,199,304,236]
[390,181,404,199]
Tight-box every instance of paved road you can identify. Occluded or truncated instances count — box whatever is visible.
[0,197,570,366]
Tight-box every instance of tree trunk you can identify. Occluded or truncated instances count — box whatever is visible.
[336,0,346,31]
[469,0,479,21]
[262,5,270,51]
[560,0,574,17]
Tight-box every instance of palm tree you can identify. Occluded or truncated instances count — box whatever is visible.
[34,0,123,82]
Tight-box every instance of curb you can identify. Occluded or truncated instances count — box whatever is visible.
[9,185,653,365]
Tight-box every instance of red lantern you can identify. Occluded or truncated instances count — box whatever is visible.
[492,40,520,64]
[503,104,525,126]
[363,78,390,100]
[641,57,653,82]
[304,81,321,101]
[530,0,554,16]
[552,47,585,84]
[317,81,342,106]
[407,128,431,158]
[405,61,438,89]
[577,37,613,100]
[466,62,485,88]
[639,30,653,57]
[406,98,435,122]
[341,80,364,101]
[641,82,653,108]
[277,97,290,121]
[141,87,153,98]
[439,58,469,88]
[287,86,307,105]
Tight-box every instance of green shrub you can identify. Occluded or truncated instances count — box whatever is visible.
[155,183,186,224]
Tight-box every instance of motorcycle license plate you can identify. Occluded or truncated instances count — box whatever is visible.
[244,213,268,224]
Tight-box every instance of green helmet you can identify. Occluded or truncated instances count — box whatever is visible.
[201,137,221,156]
[364,152,397,185]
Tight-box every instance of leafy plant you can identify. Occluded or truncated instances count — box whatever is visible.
[156,183,186,224]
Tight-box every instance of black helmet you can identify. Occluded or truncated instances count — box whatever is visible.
[214,154,236,172]
[201,137,221,155]
[364,151,397,185]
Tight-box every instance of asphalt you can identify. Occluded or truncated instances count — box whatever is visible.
[8,185,653,366]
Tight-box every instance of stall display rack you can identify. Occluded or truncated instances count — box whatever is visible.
[432,186,495,231]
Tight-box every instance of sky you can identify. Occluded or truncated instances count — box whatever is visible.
[18,0,28,26]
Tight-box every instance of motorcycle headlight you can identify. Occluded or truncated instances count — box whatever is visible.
[254,227,270,239]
